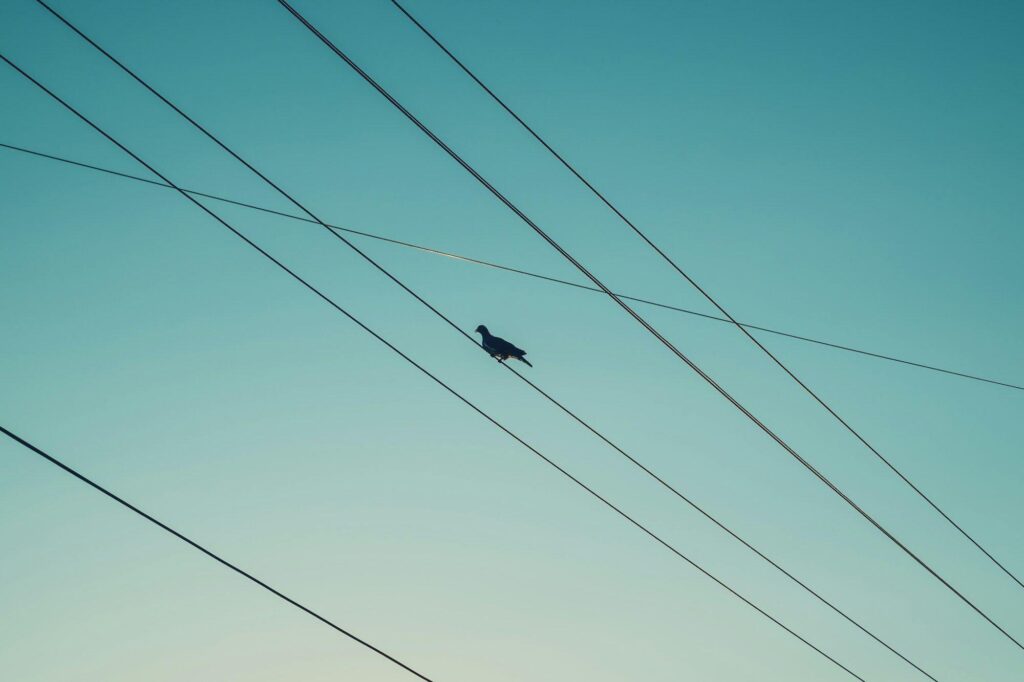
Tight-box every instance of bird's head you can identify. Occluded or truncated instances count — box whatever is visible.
[475,325,488,335]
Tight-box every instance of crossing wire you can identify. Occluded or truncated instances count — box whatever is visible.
[15,5,942,675]
[273,0,1024,652]
[1,51,867,681]
[3,141,1021,394]
[386,0,1024,592]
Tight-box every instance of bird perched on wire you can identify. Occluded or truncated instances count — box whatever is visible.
[475,325,532,367]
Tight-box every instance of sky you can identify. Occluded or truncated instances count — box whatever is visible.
[1,0,1022,680]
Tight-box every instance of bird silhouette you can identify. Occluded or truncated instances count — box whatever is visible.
[475,325,532,367]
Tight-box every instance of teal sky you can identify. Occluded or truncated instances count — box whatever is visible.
[2,1,1022,680]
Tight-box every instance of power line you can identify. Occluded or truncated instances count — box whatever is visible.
[0,425,437,681]
[386,0,1024,593]
[11,5,918,673]
[12,3,946,672]
[2,52,866,680]
[273,0,1024,651]
[4,141,1021,394]
[7,6,940,675]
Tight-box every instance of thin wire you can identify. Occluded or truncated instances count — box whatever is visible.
[386,0,1024,592]
[1,52,865,681]
[4,141,1021,394]
[0,426,437,681]
[274,0,1024,651]
[6,10,937,676]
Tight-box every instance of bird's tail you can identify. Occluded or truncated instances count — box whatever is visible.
[518,356,533,368]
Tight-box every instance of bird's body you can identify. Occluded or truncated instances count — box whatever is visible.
[475,325,532,367]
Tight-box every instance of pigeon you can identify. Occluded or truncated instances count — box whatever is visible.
[475,325,533,367]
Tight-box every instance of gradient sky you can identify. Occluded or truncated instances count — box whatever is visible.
[2,1,1022,680]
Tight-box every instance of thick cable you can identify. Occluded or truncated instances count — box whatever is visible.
[272,0,1024,650]
[0,425,437,681]
[386,0,1024,591]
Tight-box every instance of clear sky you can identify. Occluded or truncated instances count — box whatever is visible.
[1,1,1022,680]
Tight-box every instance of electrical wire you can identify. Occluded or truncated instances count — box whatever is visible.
[14,3,951,672]
[3,5,941,673]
